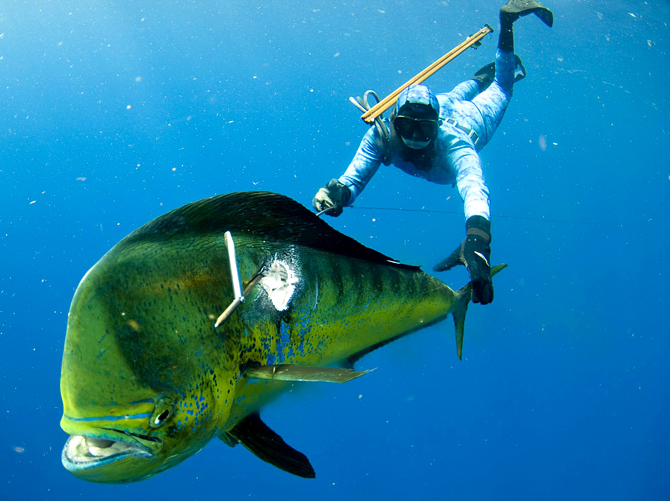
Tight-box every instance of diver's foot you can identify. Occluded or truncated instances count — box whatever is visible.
[500,0,554,27]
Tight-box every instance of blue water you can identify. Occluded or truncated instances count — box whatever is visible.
[1,1,669,499]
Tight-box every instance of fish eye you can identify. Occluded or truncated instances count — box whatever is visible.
[154,409,170,425]
[149,397,175,428]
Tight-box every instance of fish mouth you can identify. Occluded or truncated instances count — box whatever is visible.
[62,432,155,470]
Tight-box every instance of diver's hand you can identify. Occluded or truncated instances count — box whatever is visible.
[433,215,493,305]
[312,179,350,217]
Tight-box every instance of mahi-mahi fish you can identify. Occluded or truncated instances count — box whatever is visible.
[60,191,504,483]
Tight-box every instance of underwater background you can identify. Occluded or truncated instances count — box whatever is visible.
[1,0,669,499]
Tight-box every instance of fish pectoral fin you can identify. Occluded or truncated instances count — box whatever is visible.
[228,413,315,479]
[243,364,374,383]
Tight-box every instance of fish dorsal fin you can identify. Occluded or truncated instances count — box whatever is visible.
[227,413,315,479]
[123,191,419,270]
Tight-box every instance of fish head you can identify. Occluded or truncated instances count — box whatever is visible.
[60,255,237,483]
[60,394,194,484]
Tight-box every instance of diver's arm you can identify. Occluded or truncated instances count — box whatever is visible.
[338,128,384,205]
[450,146,490,220]
[432,144,493,305]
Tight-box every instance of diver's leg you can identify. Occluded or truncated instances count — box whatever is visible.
[448,80,481,102]
[442,49,514,151]
[466,50,515,149]
[471,56,526,94]
[457,1,553,148]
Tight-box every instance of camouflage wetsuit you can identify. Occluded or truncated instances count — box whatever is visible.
[338,49,517,221]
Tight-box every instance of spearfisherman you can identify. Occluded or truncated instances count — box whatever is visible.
[312,0,553,305]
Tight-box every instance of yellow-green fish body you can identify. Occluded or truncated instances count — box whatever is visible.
[60,192,502,482]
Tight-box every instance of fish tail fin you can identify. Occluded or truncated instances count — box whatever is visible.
[451,263,508,360]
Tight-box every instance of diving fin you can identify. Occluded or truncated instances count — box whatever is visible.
[473,62,496,92]
[243,364,373,383]
[473,55,526,92]
[500,0,554,28]
[513,55,527,82]
[225,413,315,478]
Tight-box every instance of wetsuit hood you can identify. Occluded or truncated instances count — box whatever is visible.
[392,84,440,120]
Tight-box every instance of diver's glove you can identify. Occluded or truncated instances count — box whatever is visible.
[312,179,350,217]
[433,215,493,305]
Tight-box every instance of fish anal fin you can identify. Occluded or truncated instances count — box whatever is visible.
[228,413,315,479]
[218,431,238,448]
